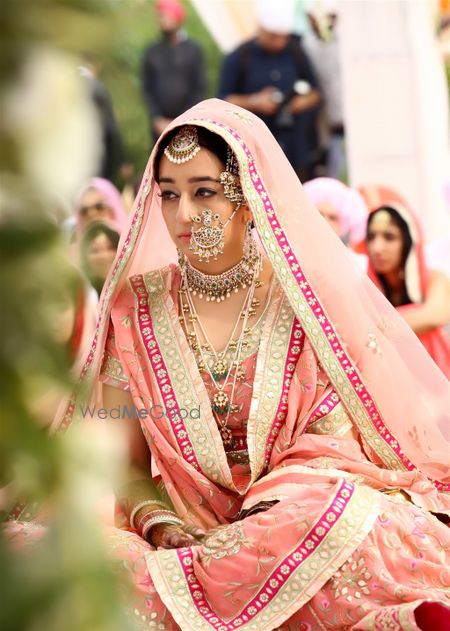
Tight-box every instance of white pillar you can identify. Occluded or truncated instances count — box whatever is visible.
[339,0,450,241]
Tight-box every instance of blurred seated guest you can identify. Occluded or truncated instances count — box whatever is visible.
[80,222,120,297]
[303,177,367,248]
[302,1,346,179]
[30,266,98,427]
[141,0,206,143]
[218,0,321,180]
[75,177,128,238]
[364,196,450,378]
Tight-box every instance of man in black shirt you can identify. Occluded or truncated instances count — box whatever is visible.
[141,0,206,144]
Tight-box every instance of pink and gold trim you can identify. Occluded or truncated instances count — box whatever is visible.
[146,479,379,630]
[186,119,449,494]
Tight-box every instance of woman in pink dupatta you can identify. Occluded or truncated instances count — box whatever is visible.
[75,176,128,238]
[360,185,450,379]
[9,101,450,630]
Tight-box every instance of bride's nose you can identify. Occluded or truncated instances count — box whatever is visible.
[176,193,196,224]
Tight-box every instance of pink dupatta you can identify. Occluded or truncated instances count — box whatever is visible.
[52,100,449,509]
[9,100,450,631]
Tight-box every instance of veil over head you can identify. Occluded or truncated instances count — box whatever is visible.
[75,176,128,237]
[360,185,427,304]
[57,99,450,512]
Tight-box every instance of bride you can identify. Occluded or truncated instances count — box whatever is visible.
[9,100,450,630]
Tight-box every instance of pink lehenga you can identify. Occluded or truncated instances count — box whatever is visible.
[7,101,450,630]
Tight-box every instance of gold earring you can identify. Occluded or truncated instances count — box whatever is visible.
[219,146,245,205]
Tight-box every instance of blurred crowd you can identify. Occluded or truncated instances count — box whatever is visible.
[58,0,450,379]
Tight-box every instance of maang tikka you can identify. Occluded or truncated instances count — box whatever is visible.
[164,125,200,164]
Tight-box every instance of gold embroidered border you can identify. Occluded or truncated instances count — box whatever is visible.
[142,269,234,490]
[306,401,353,437]
[145,482,379,631]
[185,120,405,473]
[247,289,296,481]
[100,352,129,385]
[242,464,363,511]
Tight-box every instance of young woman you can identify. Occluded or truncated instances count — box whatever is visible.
[362,186,450,378]
[9,101,450,630]
[80,221,120,297]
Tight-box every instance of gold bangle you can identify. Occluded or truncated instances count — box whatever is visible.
[130,500,170,529]
[139,510,184,542]
[136,508,180,533]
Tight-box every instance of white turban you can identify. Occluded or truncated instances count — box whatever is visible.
[256,0,297,34]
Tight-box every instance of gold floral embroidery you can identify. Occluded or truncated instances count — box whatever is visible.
[100,351,129,384]
[366,333,381,354]
[248,290,297,480]
[201,523,249,564]
[145,482,380,631]
[330,554,372,601]
[226,108,254,125]
[306,402,353,437]
[359,602,420,631]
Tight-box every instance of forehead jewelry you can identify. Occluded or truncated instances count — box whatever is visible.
[371,210,392,229]
[164,125,200,164]
[219,146,246,205]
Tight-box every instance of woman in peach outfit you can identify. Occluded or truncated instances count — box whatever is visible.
[8,102,450,630]
[361,185,450,378]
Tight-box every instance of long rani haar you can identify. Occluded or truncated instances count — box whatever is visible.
[179,252,263,444]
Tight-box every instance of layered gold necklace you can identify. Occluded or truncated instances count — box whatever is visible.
[179,252,263,444]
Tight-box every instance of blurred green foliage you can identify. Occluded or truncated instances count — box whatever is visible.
[0,1,140,629]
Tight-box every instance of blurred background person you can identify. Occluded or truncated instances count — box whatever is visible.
[73,176,128,242]
[218,0,321,181]
[141,0,206,143]
[78,53,124,183]
[363,190,450,378]
[80,222,120,298]
[303,177,367,248]
[30,265,98,427]
[302,0,346,179]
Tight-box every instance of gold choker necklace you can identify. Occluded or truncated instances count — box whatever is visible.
[180,249,262,302]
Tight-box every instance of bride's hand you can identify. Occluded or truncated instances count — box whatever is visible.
[149,523,205,549]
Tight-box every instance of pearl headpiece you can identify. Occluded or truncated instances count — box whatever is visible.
[164,125,200,164]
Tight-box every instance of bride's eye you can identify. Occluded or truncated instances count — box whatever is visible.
[158,190,177,201]
[196,188,216,198]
